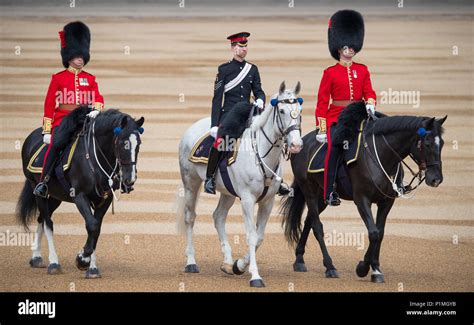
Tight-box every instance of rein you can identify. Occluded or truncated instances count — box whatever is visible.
[362,118,434,199]
[83,118,121,203]
[250,100,301,201]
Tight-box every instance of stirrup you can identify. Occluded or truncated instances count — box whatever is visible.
[325,192,341,206]
[33,182,49,198]
[204,177,216,194]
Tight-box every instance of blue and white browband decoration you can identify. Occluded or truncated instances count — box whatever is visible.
[113,127,144,135]
[270,97,304,108]
[417,127,427,137]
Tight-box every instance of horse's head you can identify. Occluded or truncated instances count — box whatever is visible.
[269,81,303,154]
[410,115,447,187]
[113,115,145,192]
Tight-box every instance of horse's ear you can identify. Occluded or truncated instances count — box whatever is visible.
[120,116,128,129]
[136,116,145,127]
[423,117,436,130]
[279,81,286,95]
[294,81,301,95]
[437,115,447,126]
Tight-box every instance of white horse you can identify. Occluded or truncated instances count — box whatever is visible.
[177,81,303,287]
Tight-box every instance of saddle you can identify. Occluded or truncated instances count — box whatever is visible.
[188,133,240,166]
[27,136,80,174]
[307,120,366,197]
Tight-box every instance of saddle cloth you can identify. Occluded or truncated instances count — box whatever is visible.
[27,137,80,174]
[308,120,365,174]
[188,133,240,166]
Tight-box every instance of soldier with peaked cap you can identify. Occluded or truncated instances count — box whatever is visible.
[315,10,377,206]
[203,32,267,195]
[34,21,105,198]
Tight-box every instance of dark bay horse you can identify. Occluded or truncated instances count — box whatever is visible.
[281,104,446,283]
[16,108,144,278]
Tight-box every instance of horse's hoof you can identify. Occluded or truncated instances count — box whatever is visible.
[325,269,340,278]
[47,263,62,275]
[371,273,385,283]
[356,261,370,278]
[293,262,307,272]
[29,257,46,268]
[76,254,90,271]
[249,279,266,288]
[85,268,102,279]
[220,263,234,275]
[232,260,245,275]
[184,264,199,273]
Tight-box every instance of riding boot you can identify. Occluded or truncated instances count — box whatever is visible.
[204,147,222,194]
[277,182,291,196]
[33,148,59,198]
[325,146,342,206]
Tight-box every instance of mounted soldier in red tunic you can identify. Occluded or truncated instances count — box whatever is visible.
[314,10,377,206]
[34,21,104,198]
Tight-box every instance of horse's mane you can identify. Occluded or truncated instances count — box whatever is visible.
[368,115,426,135]
[94,109,134,133]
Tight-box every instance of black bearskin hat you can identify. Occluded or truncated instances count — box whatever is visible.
[328,10,364,61]
[59,21,91,68]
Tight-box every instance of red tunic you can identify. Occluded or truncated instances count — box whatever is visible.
[315,61,376,131]
[42,66,104,133]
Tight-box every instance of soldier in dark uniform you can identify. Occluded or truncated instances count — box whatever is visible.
[204,32,266,194]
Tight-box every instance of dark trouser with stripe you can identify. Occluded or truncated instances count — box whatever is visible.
[40,129,58,181]
[206,135,224,179]
[325,141,343,199]
[40,124,72,182]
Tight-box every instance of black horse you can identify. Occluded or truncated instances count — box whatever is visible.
[16,107,144,278]
[281,103,446,283]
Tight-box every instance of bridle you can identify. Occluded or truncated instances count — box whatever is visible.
[84,118,140,202]
[113,130,140,194]
[363,121,440,199]
[250,97,303,200]
[258,97,302,159]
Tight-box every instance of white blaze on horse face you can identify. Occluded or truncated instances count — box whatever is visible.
[129,133,138,183]
[288,129,303,153]
[434,136,440,148]
[285,102,302,153]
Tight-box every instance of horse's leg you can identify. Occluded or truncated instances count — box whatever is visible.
[354,196,379,279]
[236,196,265,287]
[30,197,61,269]
[83,197,112,279]
[183,177,201,273]
[370,198,395,283]
[233,198,273,280]
[37,197,62,274]
[308,194,337,278]
[30,218,45,268]
[74,192,100,272]
[213,194,236,275]
[293,212,312,272]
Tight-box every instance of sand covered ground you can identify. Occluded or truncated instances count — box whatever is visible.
[0,1,472,292]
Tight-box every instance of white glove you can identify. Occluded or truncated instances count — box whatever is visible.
[366,103,375,116]
[210,126,219,139]
[256,98,264,109]
[43,134,51,145]
[316,132,327,143]
[87,110,100,119]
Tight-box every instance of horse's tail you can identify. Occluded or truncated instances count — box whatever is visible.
[16,180,37,231]
[280,180,306,247]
